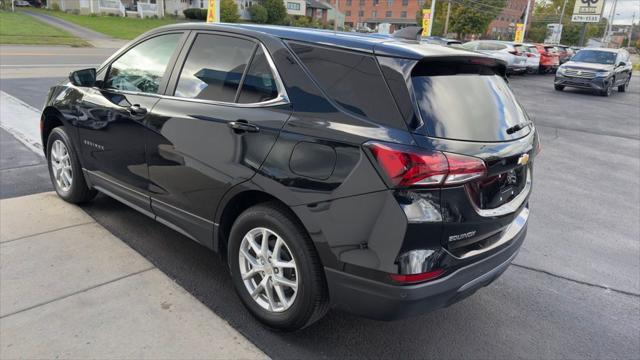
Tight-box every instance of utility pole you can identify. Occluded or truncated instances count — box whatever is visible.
[334,0,339,31]
[628,13,636,47]
[602,0,619,44]
[443,0,451,36]
[521,0,532,41]
[559,0,568,22]
[428,0,436,36]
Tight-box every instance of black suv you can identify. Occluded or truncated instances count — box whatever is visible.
[41,24,538,330]
[555,47,633,96]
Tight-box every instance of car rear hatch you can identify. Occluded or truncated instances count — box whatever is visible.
[403,57,538,258]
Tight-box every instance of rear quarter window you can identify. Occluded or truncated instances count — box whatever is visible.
[287,41,405,129]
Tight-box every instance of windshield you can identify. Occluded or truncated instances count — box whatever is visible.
[571,50,616,64]
[412,74,529,142]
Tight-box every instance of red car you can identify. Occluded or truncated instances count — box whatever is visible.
[533,44,560,73]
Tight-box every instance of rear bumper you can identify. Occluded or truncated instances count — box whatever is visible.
[325,224,527,320]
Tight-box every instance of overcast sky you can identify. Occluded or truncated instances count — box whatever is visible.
[601,0,640,25]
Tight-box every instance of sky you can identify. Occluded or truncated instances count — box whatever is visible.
[601,0,640,25]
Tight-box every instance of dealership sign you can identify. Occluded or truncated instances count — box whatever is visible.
[571,0,604,23]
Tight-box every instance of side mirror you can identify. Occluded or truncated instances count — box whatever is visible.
[617,61,627,67]
[69,68,96,87]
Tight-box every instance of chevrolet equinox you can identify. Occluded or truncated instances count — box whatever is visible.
[41,24,539,330]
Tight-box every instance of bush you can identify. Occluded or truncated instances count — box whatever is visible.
[183,8,207,20]
[51,3,60,11]
[248,4,268,24]
[262,0,287,24]
[220,0,239,22]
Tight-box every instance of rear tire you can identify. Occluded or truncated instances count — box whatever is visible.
[46,127,97,204]
[228,202,329,331]
[554,85,564,91]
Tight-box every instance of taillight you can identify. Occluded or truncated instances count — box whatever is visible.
[389,269,445,284]
[365,142,486,188]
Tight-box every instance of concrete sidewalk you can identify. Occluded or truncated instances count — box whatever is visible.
[0,192,267,359]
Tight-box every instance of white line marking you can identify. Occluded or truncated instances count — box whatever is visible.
[0,91,44,157]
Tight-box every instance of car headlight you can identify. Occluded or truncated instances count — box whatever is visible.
[557,67,566,75]
[595,71,612,77]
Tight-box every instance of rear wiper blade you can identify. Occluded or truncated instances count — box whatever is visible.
[506,121,533,135]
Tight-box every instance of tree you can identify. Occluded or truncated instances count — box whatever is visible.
[221,0,240,23]
[448,0,505,38]
[249,4,268,23]
[262,0,288,24]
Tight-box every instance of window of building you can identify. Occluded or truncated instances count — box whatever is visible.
[359,0,364,5]
[286,2,300,10]
[358,10,364,16]
[400,10,406,17]
[174,34,255,102]
[346,10,351,15]
[346,0,351,5]
[385,10,392,17]
[401,0,407,5]
[372,10,377,17]
[287,42,403,129]
[105,33,182,94]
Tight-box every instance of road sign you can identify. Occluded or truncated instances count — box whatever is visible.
[421,9,432,37]
[545,23,563,44]
[571,0,604,23]
[514,23,525,42]
[206,0,220,23]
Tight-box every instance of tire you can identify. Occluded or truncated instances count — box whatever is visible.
[554,84,564,91]
[600,81,613,97]
[46,127,97,203]
[618,77,630,92]
[228,202,329,331]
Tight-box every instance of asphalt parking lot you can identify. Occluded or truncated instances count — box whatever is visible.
[1,45,638,358]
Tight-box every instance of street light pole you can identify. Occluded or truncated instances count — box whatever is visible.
[521,0,532,41]
[629,13,636,47]
[443,0,451,36]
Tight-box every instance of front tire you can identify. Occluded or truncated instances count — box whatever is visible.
[46,127,96,203]
[554,84,564,91]
[228,202,329,331]
[600,81,613,97]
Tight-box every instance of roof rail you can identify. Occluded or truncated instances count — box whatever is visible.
[392,26,422,41]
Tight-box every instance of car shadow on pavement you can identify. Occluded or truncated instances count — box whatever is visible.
[79,194,636,360]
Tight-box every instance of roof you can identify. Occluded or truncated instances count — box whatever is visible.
[152,23,485,60]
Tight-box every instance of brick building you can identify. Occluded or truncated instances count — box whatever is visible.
[325,0,422,31]
[486,0,533,40]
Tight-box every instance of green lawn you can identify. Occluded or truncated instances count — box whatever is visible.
[31,9,181,40]
[0,11,89,46]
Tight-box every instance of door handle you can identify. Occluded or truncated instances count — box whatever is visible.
[127,104,148,116]
[228,120,259,133]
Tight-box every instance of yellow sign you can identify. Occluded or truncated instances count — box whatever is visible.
[421,9,432,37]
[206,0,217,23]
[514,23,525,43]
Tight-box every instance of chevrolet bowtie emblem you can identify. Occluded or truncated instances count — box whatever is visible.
[517,153,530,166]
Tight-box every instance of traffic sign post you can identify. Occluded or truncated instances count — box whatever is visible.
[571,0,604,23]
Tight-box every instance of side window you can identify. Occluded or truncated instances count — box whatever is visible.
[105,33,182,94]
[288,41,403,129]
[477,42,492,50]
[237,47,279,103]
[175,34,256,102]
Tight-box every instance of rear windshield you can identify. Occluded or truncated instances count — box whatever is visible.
[412,74,529,142]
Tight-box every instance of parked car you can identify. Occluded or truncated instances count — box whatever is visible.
[13,0,31,6]
[554,45,572,64]
[42,24,538,330]
[555,47,633,96]
[462,40,527,74]
[532,43,560,73]
[421,36,463,48]
[516,43,541,74]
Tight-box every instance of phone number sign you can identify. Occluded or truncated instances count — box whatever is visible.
[571,0,604,23]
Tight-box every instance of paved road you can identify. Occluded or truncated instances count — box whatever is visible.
[0,44,638,358]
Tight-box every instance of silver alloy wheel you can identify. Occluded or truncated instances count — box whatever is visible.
[50,139,73,192]
[238,227,299,313]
